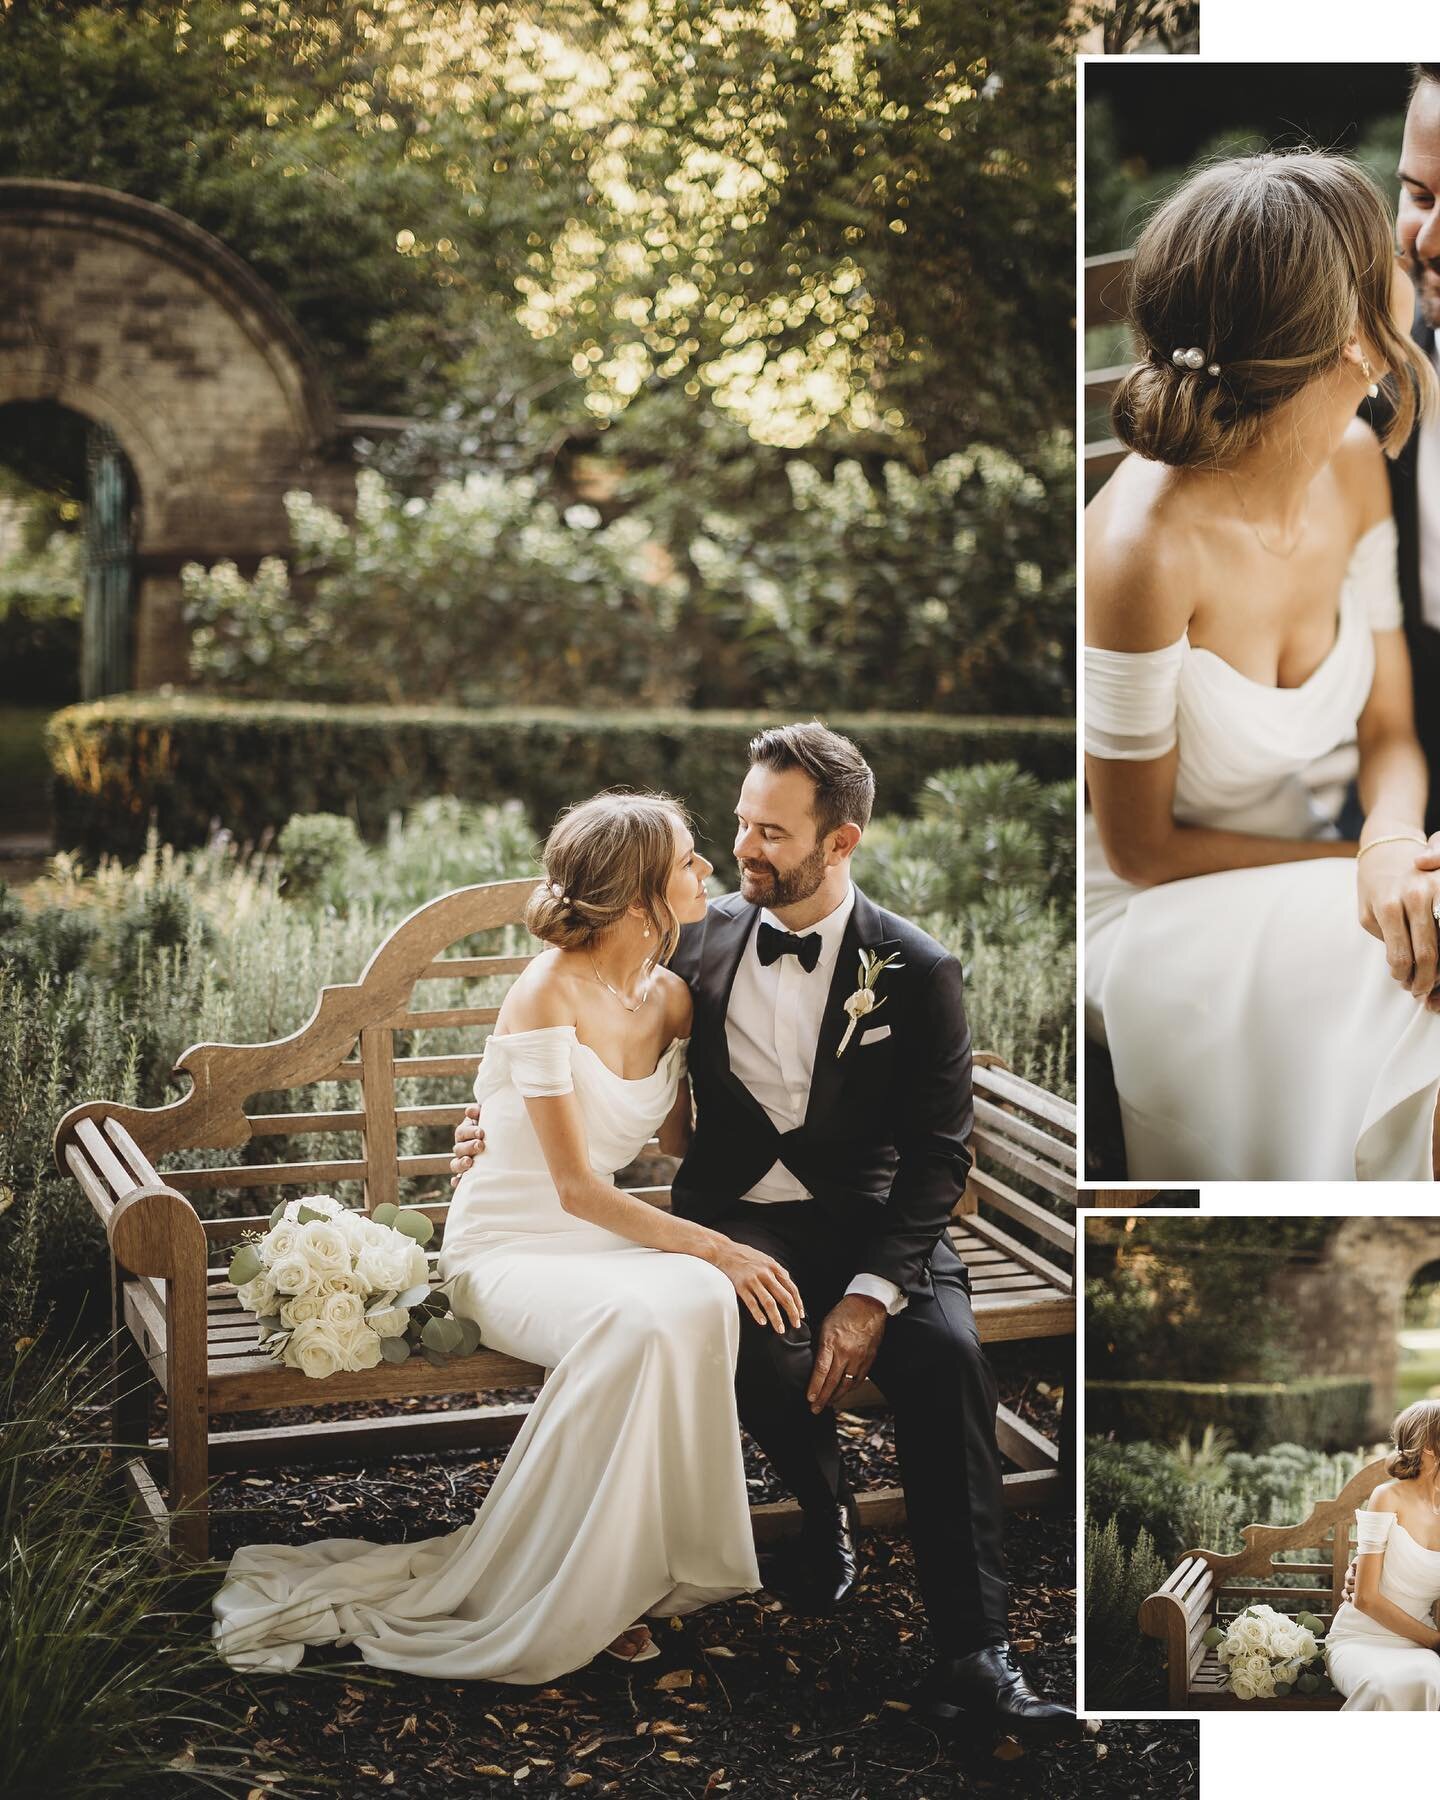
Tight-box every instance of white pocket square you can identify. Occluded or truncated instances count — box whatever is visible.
[860,1024,892,1045]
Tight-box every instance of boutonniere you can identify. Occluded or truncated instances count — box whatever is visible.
[836,948,904,1058]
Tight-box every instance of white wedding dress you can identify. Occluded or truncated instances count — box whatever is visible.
[1085,516,1440,1180]
[212,1025,760,1683]
[1325,1510,1440,1708]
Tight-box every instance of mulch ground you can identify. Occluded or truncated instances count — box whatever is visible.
[145,1343,1198,1799]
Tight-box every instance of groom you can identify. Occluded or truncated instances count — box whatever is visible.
[453,723,1068,1742]
[1385,65,1440,831]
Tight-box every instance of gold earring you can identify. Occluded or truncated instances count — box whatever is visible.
[1360,354,1379,400]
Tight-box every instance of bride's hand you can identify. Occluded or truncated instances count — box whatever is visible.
[449,1103,486,1187]
[1356,839,1440,1005]
[710,1239,805,1333]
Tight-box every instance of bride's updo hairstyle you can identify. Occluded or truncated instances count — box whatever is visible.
[1111,149,1434,469]
[1385,1399,1440,1480]
[524,791,690,964]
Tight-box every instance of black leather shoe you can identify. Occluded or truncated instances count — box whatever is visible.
[761,1491,861,1612]
[914,1644,1072,1745]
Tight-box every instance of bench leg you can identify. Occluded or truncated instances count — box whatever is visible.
[165,1276,213,1563]
[111,1273,152,1459]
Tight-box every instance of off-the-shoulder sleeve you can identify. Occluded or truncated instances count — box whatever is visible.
[1349,516,1402,632]
[1084,636,1186,761]
[1353,1509,1396,1554]
[473,1027,575,1102]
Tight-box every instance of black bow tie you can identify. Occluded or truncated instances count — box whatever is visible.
[757,921,822,973]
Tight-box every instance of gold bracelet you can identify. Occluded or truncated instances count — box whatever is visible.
[1356,832,1428,860]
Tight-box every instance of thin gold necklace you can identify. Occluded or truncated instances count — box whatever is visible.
[1224,469,1310,559]
[588,954,653,1014]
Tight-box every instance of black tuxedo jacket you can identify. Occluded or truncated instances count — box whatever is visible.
[1371,309,1440,832]
[667,886,974,1300]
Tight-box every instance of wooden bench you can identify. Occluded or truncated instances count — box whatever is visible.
[1083,248,1134,499]
[55,878,1078,1561]
[1138,1458,1388,1709]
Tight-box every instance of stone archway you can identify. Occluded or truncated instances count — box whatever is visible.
[0,180,364,686]
[1268,1218,1440,1438]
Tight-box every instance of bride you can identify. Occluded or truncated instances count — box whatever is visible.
[1326,1400,1440,1709]
[1085,148,1440,1181]
[212,791,803,1681]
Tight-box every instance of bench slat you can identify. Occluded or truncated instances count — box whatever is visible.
[972,1065,1076,1134]
[972,1096,1078,1173]
[966,1169,1074,1253]
[969,1126,1076,1203]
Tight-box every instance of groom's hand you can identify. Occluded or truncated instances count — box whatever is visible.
[807,1295,886,1414]
[1416,833,1440,874]
[449,1103,485,1187]
[1341,1555,1357,1605]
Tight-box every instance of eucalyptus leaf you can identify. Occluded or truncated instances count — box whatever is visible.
[372,1203,399,1227]
[396,1283,431,1310]
[422,1315,463,1354]
[269,1200,288,1227]
[1296,1672,1319,1694]
[1274,1681,1291,1697]
[394,1209,434,1246]
[455,1317,482,1356]
[228,1244,263,1287]
[1202,1627,1224,1649]
[379,1336,412,1363]
[295,1203,327,1225]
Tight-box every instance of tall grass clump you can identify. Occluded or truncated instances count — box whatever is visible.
[0,1340,260,1796]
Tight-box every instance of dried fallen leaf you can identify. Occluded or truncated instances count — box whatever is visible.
[881,1699,910,1712]
[472,1766,510,1778]
[995,1738,1026,1763]
[655,1669,692,1690]
[701,1645,735,1659]
[564,1779,592,1791]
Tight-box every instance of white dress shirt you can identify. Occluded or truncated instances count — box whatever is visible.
[724,882,905,1315]
[1420,339,1440,634]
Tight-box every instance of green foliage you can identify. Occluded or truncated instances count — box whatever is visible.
[1086,1435,1375,1567]
[1083,1218,1343,1385]
[46,695,1075,865]
[181,444,1073,716]
[681,442,1074,714]
[0,1339,257,1794]
[1086,0,1200,55]
[183,470,680,707]
[1087,1378,1375,1457]
[0,527,81,706]
[277,810,363,903]
[1084,1512,1168,1709]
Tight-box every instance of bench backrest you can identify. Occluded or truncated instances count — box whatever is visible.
[1184,1458,1390,1632]
[1084,248,1133,497]
[56,878,1077,1276]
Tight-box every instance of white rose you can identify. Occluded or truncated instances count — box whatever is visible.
[1250,1665,1277,1699]
[316,1272,365,1297]
[844,988,877,1020]
[280,1294,324,1327]
[356,1237,414,1294]
[335,1320,384,1371]
[261,1221,302,1265]
[320,1291,366,1329]
[369,1305,411,1339]
[336,1210,371,1250]
[269,1251,321,1297]
[236,1272,279,1316]
[1234,1615,1268,1652]
[407,1242,431,1292]
[298,1220,351,1275]
[1230,1668,1256,1701]
[285,1317,347,1379]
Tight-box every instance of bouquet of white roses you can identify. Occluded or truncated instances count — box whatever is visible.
[226,1195,483,1379]
[1203,1603,1331,1700]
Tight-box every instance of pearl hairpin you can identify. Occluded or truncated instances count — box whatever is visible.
[1172,346,1221,377]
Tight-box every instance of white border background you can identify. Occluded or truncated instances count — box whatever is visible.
[1078,3,1440,1791]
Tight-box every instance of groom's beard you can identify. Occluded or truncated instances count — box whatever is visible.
[1402,247,1440,329]
[738,840,827,909]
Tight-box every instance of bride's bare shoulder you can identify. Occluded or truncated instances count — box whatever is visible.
[495,951,581,1033]
[1365,1478,1403,1513]
[1085,457,1196,651]
[1331,416,1393,538]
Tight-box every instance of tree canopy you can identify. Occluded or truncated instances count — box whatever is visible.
[0,1,1075,460]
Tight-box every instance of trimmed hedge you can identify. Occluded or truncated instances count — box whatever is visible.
[47,697,1076,861]
[1086,1378,1374,1455]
